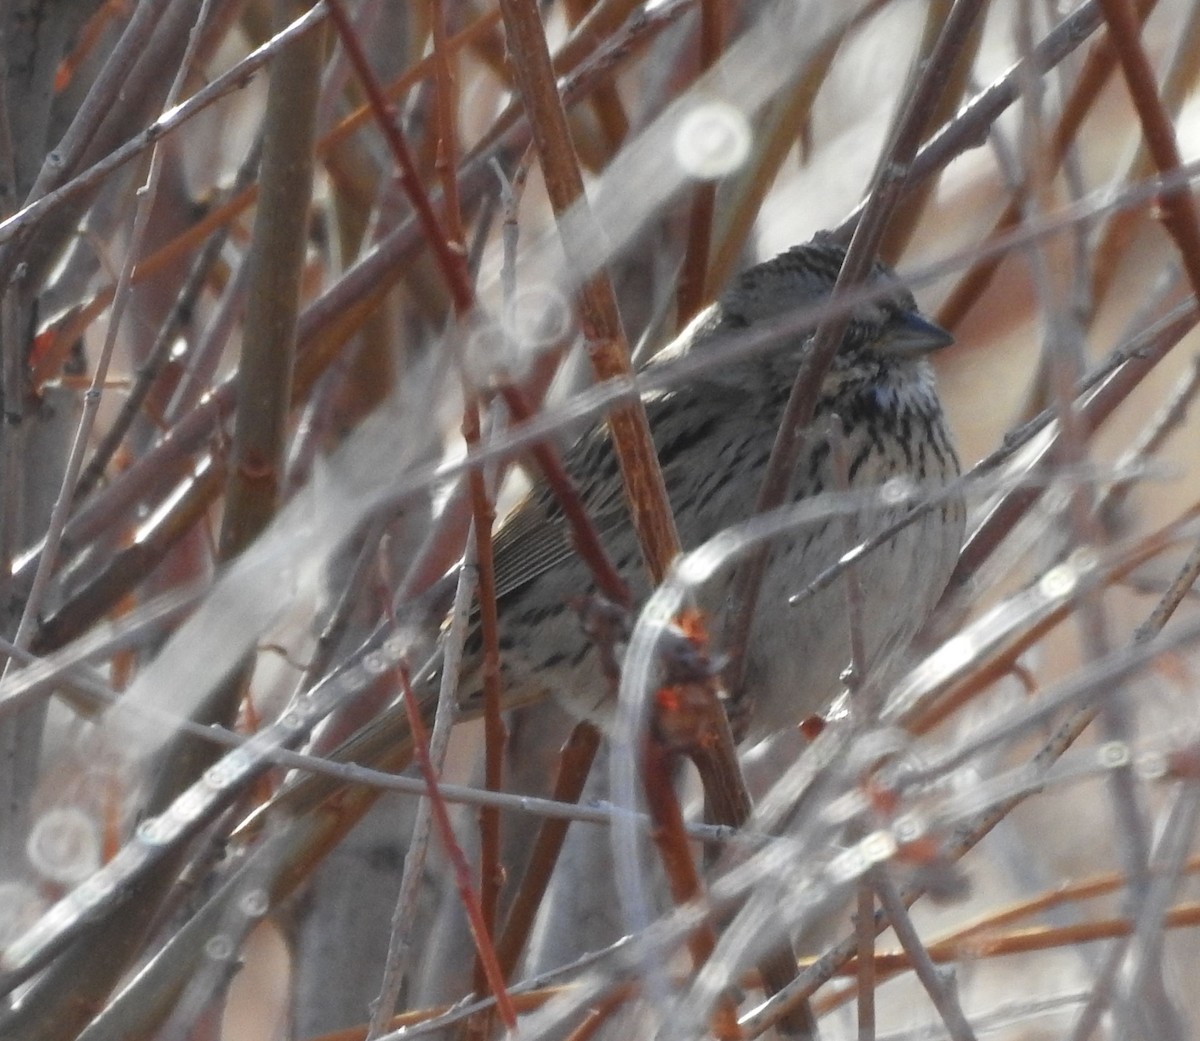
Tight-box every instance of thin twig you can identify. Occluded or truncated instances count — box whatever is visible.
[366,530,478,1039]
[674,0,723,328]
[73,134,263,500]
[936,0,1156,330]
[1098,0,1200,298]
[855,884,876,1041]
[871,868,978,1041]
[1100,355,1200,520]
[741,498,1200,1036]
[2,4,213,659]
[392,659,517,1030]
[494,721,602,978]
[0,4,328,255]
[641,734,741,1040]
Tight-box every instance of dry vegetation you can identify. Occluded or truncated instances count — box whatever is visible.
[2,1,1200,1040]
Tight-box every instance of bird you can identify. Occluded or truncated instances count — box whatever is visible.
[449,234,965,742]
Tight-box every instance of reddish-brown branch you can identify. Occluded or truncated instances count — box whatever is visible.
[461,400,507,1000]
[46,9,503,377]
[324,0,473,312]
[495,721,602,978]
[497,0,681,583]
[561,0,630,155]
[1098,0,1200,300]
[394,661,517,1029]
[820,901,1200,1014]
[914,504,1200,736]
[1092,0,1200,308]
[430,0,465,248]
[936,0,1157,331]
[642,736,742,1040]
[675,0,724,328]
[559,989,631,1041]
[422,0,507,998]
[947,302,1197,594]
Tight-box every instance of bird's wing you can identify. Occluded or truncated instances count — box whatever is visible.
[489,381,758,606]
[489,426,630,603]
[487,381,744,604]
[490,497,573,601]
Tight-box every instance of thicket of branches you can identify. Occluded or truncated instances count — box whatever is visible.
[2,1,1200,1040]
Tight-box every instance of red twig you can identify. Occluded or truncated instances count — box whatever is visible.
[497,0,681,583]
[430,0,465,248]
[936,0,1157,331]
[495,721,602,978]
[460,400,507,999]
[393,660,517,1029]
[675,0,724,328]
[324,0,472,311]
[1097,0,1200,300]
[642,734,742,1040]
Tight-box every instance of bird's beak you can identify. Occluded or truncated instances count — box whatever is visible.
[887,311,955,355]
